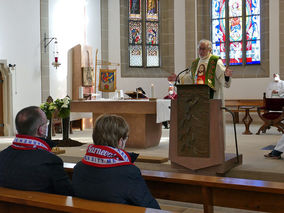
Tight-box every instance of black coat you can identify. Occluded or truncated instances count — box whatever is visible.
[72,161,160,209]
[0,137,73,196]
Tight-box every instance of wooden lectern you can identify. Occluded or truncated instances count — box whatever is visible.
[169,84,241,175]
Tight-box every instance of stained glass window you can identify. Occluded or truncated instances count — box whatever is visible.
[211,0,261,66]
[246,0,260,65]
[211,0,226,64]
[128,0,160,68]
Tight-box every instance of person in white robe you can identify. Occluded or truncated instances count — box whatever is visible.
[264,134,284,159]
[265,74,284,98]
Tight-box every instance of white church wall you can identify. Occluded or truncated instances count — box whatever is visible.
[49,0,85,99]
[49,0,101,99]
[86,0,101,68]
[0,0,41,125]
[174,0,186,77]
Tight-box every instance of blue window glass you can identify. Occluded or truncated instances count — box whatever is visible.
[211,0,261,66]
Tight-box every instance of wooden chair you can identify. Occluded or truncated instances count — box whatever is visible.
[256,93,284,134]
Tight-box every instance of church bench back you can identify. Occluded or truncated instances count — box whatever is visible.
[64,163,284,213]
[225,99,263,108]
[0,187,168,213]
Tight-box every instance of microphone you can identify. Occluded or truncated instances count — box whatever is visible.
[174,67,191,86]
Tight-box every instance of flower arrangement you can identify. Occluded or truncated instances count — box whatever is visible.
[53,96,71,119]
[40,102,56,120]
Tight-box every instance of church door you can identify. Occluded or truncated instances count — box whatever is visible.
[0,72,3,136]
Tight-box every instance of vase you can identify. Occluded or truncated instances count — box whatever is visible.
[47,119,52,140]
[62,117,70,141]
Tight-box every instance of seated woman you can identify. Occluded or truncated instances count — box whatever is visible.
[72,114,160,209]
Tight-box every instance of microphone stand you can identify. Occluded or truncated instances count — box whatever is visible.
[174,67,191,86]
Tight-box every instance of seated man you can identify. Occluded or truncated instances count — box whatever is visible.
[264,134,284,159]
[0,106,73,195]
[72,114,160,209]
[266,74,284,98]
[162,83,177,129]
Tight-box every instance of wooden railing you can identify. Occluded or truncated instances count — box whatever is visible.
[64,163,284,213]
[0,187,169,213]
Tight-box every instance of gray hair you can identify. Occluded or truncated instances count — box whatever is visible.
[198,39,212,50]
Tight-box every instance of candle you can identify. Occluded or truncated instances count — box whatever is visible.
[151,84,154,98]
[119,90,124,99]
[79,86,84,99]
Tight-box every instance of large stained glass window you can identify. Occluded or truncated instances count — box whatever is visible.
[128,0,160,68]
[211,0,260,66]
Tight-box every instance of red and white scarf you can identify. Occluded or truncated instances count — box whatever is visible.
[82,144,133,168]
[11,134,51,152]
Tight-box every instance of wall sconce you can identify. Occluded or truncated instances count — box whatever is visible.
[44,33,61,69]
[8,64,17,94]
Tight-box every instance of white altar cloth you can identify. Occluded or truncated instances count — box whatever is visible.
[156,99,171,123]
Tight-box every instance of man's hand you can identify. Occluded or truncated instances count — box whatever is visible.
[225,66,233,77]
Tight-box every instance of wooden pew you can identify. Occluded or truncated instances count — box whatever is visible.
[64,163,284,213]
[225,99,263,123]
[225,99,263,120]
[0,187,169,213]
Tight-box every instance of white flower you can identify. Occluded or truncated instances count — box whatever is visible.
[63,97,70,106]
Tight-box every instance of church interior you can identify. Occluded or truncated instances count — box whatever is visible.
[0,0,283,212]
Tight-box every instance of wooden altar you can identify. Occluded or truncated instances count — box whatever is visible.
[70,100,162,148]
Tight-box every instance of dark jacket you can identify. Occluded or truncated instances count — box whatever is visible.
[72,161,160,209]
[0,137,73,195]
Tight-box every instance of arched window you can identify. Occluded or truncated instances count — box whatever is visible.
[211,0,261,66]
[128,0,160,68]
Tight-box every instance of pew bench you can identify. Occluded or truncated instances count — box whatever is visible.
[64,163,284,213]
[225,99,264,134]
[225,99,263,123]
[0,187,169,213]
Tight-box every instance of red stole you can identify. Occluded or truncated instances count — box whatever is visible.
[82,144,133,168]
[12,134,51,152]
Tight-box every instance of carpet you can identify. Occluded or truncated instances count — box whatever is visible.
[261,145,275,150]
